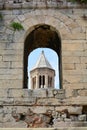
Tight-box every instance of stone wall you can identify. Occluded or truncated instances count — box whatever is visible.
[0,88,87,127]
[0,2,87,128]
[0,8,87,89]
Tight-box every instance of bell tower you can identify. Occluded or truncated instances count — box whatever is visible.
[30,51,55,89]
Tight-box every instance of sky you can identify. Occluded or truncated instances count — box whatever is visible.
[28,48,59,89]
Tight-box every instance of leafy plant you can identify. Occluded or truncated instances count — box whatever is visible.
[0,13,3,20]
[10,22,24,31]
[67,0,87,3]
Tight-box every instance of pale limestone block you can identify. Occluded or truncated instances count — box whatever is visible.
[63,64,75,70]
[30,106,53,114]
[62,43,84,51]
[30,16,39,25]
[0,79,22,88]
[63,69,82,75]
[71,32,86,40]
[5,42,24,50]
[64,96,87,105]
[23,18,34,31]
[0,56,2,61]
[13,30,25,43]
[17,15,25,22]
[8,89,28,98]
[0,113,3,123]
[78,115,86,121]
[47,89,54,97]
[63,75,83,84]
[83,50,87,56]
[76,19,87,27]
[65,87,73,98]
[45,16,60,29]
[11,61,23,68]
[62,56,80,64]
[3,55,23,62]
[0,89,8,97]
[67,22,79,31]
[62,50,83,57]
[1,98,14,106]
[32,89,47,97]
[0,68,22,75]
[0,74,23,80]
[37,98,61,106]
[75,64,86,70]
[81,57,87,63]
[63,83,85,89]
[68,106,82,115]
[78,89,87,96]
[13,98,36,106]
[0,49,23,55]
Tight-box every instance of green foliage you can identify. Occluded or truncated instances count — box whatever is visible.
[10,22,24,31]
[67,0,87,3]
[0,13,3,20]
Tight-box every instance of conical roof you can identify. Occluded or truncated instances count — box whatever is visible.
[31,50,54,70]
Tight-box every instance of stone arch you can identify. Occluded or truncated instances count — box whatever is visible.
[23,24,62,89]
[4,10,84,89]
[5,10,83,44]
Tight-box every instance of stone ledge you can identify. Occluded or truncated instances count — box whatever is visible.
[0,128,87,130]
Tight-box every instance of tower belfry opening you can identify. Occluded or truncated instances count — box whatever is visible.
[30,50,55,89]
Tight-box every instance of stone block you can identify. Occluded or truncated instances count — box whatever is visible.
[62,50,83,57]
[68,106,82,115]
[0,89,8,98]
[62,43,84,51]
[64,96,87,105]
[3,55,23,62]
[37,98,62,106]
[62,57,80,63]
[13,97,36,106]
[78,89,87,96]
[0,62,10,68]
[78,114,86,121]
[0,56,2,61]
[55,90,65,99]
[0,68,22,75]
[32,89,47,98]
[0,49,23,55]
[63,75,83,84]
[0,74,22,80]
[11,61,23,68]
[1,98,14,106]
[0,79,23,88]
[63,64,75,70]
[81,57,87,63]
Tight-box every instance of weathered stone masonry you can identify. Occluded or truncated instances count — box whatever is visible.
[0,0,87,128]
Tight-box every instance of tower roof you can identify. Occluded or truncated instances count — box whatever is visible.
[31,50,54,70]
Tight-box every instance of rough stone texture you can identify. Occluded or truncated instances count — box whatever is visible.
[0,0,87,128]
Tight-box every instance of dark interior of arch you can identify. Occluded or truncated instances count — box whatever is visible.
[23,24,62,89]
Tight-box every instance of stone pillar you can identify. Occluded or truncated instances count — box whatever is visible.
[30,76,33,89]
[36,75,39,89]
[40,76,43,88]
[44,74,48,88]
[52,77,54,88]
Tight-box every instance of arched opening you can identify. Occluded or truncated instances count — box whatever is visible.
[23,24,62,89]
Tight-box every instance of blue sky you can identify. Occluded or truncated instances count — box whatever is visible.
[28,48,59,89]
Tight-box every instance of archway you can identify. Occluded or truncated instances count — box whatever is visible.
[23,24,62,89]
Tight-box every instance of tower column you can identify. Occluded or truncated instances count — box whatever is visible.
[36,75,39,89]
[30,76,33,89]
[44,74,48,88]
